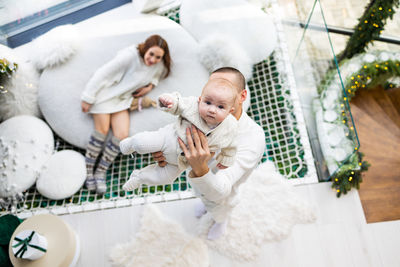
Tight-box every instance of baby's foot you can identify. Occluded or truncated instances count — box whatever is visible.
[194,201,207,218]
[119,137,136,155]
[122,171,141,191]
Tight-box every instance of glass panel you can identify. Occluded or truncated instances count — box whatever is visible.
[0,0,102,34]
[277,0,362,182]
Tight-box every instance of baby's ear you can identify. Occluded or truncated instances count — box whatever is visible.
[230,107,235,113]
[198,96,201,103]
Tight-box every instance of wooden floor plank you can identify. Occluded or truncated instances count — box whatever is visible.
[386,87,400,115]
[350,89,400,223]
[369,87,400,128]
[351,89,400,138]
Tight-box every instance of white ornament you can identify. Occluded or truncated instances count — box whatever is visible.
[323,110,338,122]
[327,127,346,147]
[363,54,376,63]
[379,52,389,61]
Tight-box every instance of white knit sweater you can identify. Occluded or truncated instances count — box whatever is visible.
[81,44,165,114]
[159,92,238,167]
[188,111,265,207]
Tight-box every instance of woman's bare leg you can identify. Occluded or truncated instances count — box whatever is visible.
[110,110,130,140]
[94,110,129,194]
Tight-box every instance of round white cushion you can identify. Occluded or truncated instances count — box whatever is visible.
[0,116,54,198]
[36,150,86,200]
[39,14,209,149]
[180,0,277,65]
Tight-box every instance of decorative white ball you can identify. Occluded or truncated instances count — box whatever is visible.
[180,0,277,65]
[36,150,86,200]
[0,116,54,198]
[323,110,338,122]
[327,127,345,147]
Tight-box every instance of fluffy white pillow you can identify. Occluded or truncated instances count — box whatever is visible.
[38,15,209,149]
[180,0,277,65]
[0,45,41,122]
[197,34,253,80]
[30,24,80,70]
[36,150,86,200]
[0,116,54,198]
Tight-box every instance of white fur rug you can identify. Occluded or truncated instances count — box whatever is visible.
[198,161,317,261]
[109,205,209,267]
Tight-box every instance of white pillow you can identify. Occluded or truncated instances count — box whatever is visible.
[197,34,253,80]
[0,116,54,198]
[180,0,277,65]
[30,24,80,70]
[38,15,209,149]
[36,150,86,200]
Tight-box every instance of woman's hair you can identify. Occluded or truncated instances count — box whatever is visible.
[137,35,171,78]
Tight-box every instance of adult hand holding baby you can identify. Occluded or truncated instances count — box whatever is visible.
[178,125,215,177]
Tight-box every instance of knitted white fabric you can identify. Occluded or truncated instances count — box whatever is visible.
[109,205,209,267]
[198,161,317,261]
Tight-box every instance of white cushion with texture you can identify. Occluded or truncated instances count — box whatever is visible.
[36,150,86,200]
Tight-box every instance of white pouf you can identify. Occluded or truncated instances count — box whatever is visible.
[0,116,54,198]
[39,14,209,149]
[180,0,277,65]
[36,150,86,200]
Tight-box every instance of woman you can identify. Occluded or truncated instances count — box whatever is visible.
[81,34,171,194]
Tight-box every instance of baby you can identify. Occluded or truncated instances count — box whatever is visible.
[120,78,238,190]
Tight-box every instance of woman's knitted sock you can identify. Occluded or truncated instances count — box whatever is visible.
[94,135,120,194]
[85,130,106,191]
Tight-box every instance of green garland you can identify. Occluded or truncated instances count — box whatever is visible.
[319,53,400,197]
[338,0,399,62]
[0,58,18,94]
[345,59,400,99]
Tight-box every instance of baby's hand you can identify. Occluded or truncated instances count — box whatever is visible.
[217,163,228,169]
[158,95,174,108]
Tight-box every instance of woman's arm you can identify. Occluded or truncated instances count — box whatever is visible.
[81,48,134,104]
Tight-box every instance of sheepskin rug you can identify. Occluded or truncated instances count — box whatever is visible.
[109,205,209,267]
[198,161,317,261]
[0,45,41,122]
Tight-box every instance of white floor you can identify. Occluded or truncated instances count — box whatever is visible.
[61,182,400,267]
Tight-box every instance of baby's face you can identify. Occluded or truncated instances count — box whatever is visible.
[198,82,235,127]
